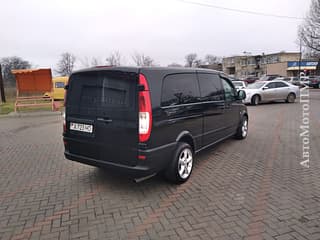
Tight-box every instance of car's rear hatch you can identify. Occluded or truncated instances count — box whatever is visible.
[65,69,139,166]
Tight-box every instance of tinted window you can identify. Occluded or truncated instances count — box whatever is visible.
[266,82,276,88]
[275,82,288,88]
[198,74,224,101]
[161,73,200,106]
[233,82,243,87]
[55,82,65,88]
[68,71,136,111]
[221,78,237,101]
[247,82,265,89]
[268,76,278,80]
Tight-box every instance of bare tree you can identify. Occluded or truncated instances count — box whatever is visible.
[79,56,102,68]
[79,56,91,68]
[91,57,102,66]
[303,50,320,59]
[0,56,32,86]
[185,53,198,67]
[298,0,320,73]
[193,59,203,67]
[55,52,76,76]
[168,63,183,67]
[204,54,222,65]
[132,53,154,66]
[106,51,122,66]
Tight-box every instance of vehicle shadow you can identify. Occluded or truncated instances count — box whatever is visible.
[246,101,298,106]
[75,138,230,189]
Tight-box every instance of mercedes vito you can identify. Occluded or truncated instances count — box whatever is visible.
[63,67,248,183]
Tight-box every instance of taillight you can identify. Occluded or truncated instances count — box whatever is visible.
[63,84,68,133]
[139,74,152,142]
[63,111,66,133]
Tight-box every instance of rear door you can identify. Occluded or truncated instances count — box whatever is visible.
[160,73,203,150]
[197,73,225,146]
[66,70,138,166]
[275,81,290,99]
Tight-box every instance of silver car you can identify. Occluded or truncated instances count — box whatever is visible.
[232,81,247,90]
[243,80,299,105]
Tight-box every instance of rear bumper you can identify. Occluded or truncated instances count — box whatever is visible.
[64,142,176,178]
[243,97,252,104]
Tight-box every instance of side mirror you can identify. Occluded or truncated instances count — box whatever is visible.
[237,90,246,100]
[64,84,69,90]
[262,86,269,90]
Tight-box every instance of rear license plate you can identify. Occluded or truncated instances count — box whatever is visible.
[70,122,93,133]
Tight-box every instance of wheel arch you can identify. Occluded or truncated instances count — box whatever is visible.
[242,112,249,120]
[176,131,195,153]
[252,93,261,100]
[288,92,296,97]
[251,94,261,104]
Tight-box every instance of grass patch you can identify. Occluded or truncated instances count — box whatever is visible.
[0,100,63,115]
[0,101,15,114]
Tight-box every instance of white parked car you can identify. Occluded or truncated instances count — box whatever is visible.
[243,80,299,105]
[274,77,291,82]
[232,81,247,90]
[300,76,310,86]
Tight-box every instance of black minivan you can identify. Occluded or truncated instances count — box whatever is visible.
[63,67,248,183]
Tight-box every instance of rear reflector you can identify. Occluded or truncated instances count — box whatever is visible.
[139,74,152,142]
[138,155,146,160]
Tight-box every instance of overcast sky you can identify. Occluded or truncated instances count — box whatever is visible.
[1,0,310,69]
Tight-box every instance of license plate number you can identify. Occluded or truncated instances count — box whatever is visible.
[70,122,93,133]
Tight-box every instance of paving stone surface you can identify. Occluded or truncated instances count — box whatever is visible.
[0,89,319,240]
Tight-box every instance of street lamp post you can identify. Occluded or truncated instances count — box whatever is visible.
[0,64,6,103]
[298,39,302,80]
[243,51,252,77]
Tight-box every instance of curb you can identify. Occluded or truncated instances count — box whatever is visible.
[0,111,62,119]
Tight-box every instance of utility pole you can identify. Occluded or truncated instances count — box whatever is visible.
[0,64,6,103]
[298,39,302,81]
[243,51,252,77]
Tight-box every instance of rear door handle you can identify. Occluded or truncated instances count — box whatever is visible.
[97,117,113,123]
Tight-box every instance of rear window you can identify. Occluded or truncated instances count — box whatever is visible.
[68,71,136,111]
[161,73,200,107]
[55,82,65,88]
[233,82,243,87]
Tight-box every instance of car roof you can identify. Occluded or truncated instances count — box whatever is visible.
[266,80,290,84]
[72,66,222,75]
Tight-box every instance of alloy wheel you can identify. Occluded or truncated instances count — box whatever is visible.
[242,119,248,137]
[178,148,193,179]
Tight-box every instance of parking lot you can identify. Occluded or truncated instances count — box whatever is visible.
[0,89,319,240]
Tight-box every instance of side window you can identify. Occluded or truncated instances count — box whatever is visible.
[198,73,224,101]
[275,82,288,88]
[221,78,237,101]
[161,73,200,107]
[266,82,276,89]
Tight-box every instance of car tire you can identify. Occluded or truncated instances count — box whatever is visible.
[286,93,296,103]
[251,95,260,105]
[235,115,248,139]
[165,142,193,184]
